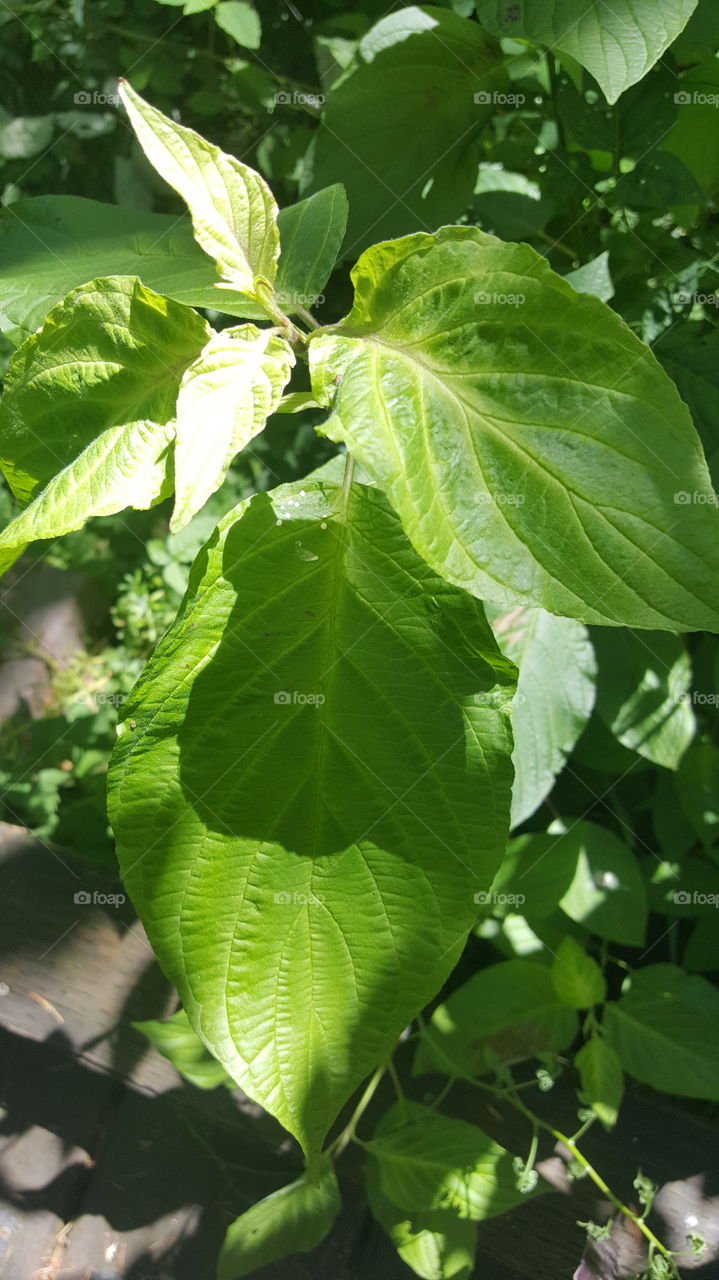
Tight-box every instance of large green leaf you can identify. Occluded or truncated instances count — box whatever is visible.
[603,964,719,1099]
[365,1159,476,1280]
[414,958,578,1077]
[171,324,294,531]
[108,471,516,1157]
[0,275,210,505]
[218,1158,341,1280]
[0,419,174,577]
[302,7,505,252]
[488,605,596,826]
[273,185,348,314]
[592,628,695,769]
[0,197,267,346]
[119,80,279,296]
[309,226,719,633]
[365,1102,547,1221]
[476,0,698,104]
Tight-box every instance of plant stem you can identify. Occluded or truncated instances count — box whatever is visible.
[327,1065,385,1158]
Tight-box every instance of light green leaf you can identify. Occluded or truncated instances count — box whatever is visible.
[603,964,719,1099]
[0,275,210,505]
[215,0,261,48]
[575,1036,623,1129]
[302,7,506,252]
[488,605,596,826]
[108,472,515,1157]
[273,185,347,314]
[489,831,581,918]
[0,419,174,575]
[218,1158,340,1280]
[171,324,294,531]
[476,0,698,103]
[134,1008,233,1089]
[564,252,614,302]
[551,936,606,1008]
[556,821,647,946]
[365,1159,475,1280]
[276,391,322,414]
[365,1102,548,1221]
[415,959,577,1077]
[119,80,279,295]
[592,628,695,769]
[309,226,719,633]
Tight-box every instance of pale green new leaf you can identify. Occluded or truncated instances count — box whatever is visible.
[108,471,515,1157]
[119,80,279,295]
[551,936,606,1008]
[172,324,294,531]
[365,1102,547,1221]
[488,605,596,826]
[414,959,577,1077]
[0,275,210,505]
[309,226,719,633]
[603,964,719,1099]
[575,1036,623,1129]
[215,1,261,50]
[365,1160,475,1280]
[0,419,174,576]
[476,0,698,104]
[134,1008,233,1089]
[592,628,695,769]
[218,1158,340,1280]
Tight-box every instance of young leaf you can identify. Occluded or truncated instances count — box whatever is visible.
[575,1037,624,1130]
[214,0,261,50]
[171,324,294,531]
[476,0,698,104]
[365,1102,548,1221]
[0,419,174,576]
[118,80,279,296]
[302,7,506,251]
[273,185,348,315]
[365,1159,475,1280]
[414,959,577,1077]
[309,227,719,633]
[108,472,516,1158]
[487,605,596,826]
[551,937,606,1009]
[134,1008,233,1089]
[603,964,719,1100]
[218,1157,340,1280]
[592,628,695,769]
[555,821,648,946]
[0,275,210,505]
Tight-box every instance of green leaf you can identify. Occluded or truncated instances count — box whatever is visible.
[0,418,174,576]
[488,605,596,826]
[489,831,581,918]
[551,937,606,1008]
[119,80,279,295]
[273,185,348,314]
[674,738,719,849]
[214,0,261,49]
[108,472,515,1157]
[0,114,53,159]
[218,1158,340,1280]
[476,0,699,103]
[603,964,719,1099]
[556,821,647,946]
[663,59,719,198]
[0,275,210,505]
[171,324,294,531]
[575,1036,623,1129]
[654,323,719,488]
[302,7,506,252]
[684,915,719,973]
[564,252,614,302]
[592,628,695,769]
[415,959,577,1077]
[309,226,719,633]
[365,1159,475,1280]
[134,1008,233,1089]
[365,1102,548,1221]
[473,168,555,244]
